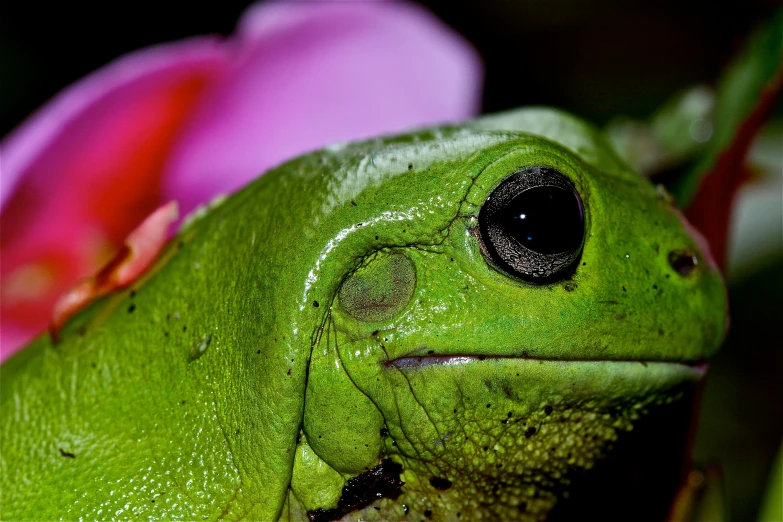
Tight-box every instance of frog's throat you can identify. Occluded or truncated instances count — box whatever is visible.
[387,355,707,376]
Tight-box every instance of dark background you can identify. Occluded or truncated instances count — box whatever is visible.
[1,0,779,133]
[1,1,781,520]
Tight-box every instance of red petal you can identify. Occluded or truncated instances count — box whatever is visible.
[50,201,179,339]
[685,68,783,271]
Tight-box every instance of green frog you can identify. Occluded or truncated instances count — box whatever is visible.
[0,108,726,521]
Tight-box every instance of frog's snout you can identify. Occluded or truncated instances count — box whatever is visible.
[667,249,698,277]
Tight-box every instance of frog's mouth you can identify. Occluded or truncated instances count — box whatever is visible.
[386,354,708,376]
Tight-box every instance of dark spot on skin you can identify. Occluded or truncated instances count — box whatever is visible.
[257,349,261,354]
[658,329,665,336]
[545,406,553,415]
[427,350,434,354]
[181,400,186,405]
[91,362,97,368]
[500,383,514,400]
[429,477,452,490]
[453,408,457,414]
[403,504,409,514]
[507,411,513,418]
[371,330,379,336]
[582,262,586,266]
[478,355,486,361]
[652,284,658,290]
[236,430,241,435]
[408,163,413,170]
[313,301,319,308]
[518,501,528,512]
[307,459,404,522]
[164,331,169,337]
[287,369,292,375]
[129,290,136,298]
[483,446,489,451]
[182,326,187,332]
[563,282,577,292]
[669,250,698,276]
[351,200,357,206]
[127,304,136,313]
[375,236,379,240]
[486,403,491,408]
[622,286,627,292]
[525,427,537,438]
[58,448,75,458]
[424,509,433,518]
[380,428,389,437]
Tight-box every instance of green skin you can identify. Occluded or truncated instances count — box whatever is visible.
[0,108,726,521]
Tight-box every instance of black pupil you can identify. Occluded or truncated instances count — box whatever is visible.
[497,185,583,255]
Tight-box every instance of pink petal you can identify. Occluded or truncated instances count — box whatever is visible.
[1,39,226,210]
[1,39,227,360]
[163,1,483,215]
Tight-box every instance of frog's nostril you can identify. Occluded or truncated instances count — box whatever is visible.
[668,249,698,277]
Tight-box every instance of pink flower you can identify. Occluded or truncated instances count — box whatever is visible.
[0,1,482,360]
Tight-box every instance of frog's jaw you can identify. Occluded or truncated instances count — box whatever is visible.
[325,350,702,521]
[338,390,697,522]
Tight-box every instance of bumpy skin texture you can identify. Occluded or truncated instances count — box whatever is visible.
[0,108,726,521]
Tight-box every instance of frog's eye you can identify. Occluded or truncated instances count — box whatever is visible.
[478,166,585,283]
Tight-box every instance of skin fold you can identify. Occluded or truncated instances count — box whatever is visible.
[0,108,726,521]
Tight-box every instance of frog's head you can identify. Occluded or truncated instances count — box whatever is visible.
[283,109,726,520]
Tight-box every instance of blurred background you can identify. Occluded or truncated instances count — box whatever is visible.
[1,1,780,520]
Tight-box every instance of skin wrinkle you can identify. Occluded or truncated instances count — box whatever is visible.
[374,337,439,475]
[389,348,446,455]
[210,382,244,520]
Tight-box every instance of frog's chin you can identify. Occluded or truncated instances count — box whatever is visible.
[386,354,708,377]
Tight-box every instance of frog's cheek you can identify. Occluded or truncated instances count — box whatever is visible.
[338,253,417,323]
[301,253,416,477]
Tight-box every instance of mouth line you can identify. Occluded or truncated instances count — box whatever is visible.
[386,354,708,371]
